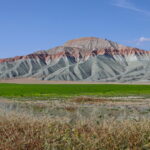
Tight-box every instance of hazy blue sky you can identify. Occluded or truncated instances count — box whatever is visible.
[0,0,150,58]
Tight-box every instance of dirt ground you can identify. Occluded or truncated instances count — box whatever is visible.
[0,78,150,84]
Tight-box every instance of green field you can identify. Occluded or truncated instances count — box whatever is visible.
[0,83,150,99]
[1,83,150,150]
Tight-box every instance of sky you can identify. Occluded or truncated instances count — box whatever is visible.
[0,0,150,58]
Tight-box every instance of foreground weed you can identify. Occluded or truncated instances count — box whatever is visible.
[0,113,150,150]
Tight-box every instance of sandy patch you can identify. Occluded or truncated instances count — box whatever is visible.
[0,78,150,84]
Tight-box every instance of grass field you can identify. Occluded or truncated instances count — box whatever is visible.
[0,83,150,99]
[1,113,150,150]
[1,83,150,149]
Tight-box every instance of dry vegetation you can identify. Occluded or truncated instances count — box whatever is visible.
[64,106,77,112]
[1,83,150,150]
[72,97,111,103]
[1,113,150,150]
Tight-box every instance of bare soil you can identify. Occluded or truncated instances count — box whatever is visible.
[0,77,150,84]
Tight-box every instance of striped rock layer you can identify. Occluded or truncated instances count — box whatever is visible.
[0,37,150,82]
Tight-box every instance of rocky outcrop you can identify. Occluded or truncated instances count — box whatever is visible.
[0,37,150,82]
[64,37,126,50]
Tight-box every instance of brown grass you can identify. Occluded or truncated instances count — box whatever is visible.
[64,106,77,112]
[1,113,150,150]
[72,97,110,103]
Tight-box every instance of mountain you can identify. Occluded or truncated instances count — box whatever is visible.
[0,37,150,82]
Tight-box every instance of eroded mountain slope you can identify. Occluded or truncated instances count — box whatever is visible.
[0,37,150,82]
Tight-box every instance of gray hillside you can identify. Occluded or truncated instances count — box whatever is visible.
[0,37,150,82]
